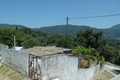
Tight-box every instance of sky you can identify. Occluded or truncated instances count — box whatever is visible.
[0,0,120,28]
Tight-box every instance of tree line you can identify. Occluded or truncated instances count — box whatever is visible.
[0,27,119,65]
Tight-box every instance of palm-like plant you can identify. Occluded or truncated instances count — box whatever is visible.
[72,46,105,68]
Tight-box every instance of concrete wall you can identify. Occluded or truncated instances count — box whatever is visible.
[39,54,96,80]
[0,48,97,80]
[0,49,28,76]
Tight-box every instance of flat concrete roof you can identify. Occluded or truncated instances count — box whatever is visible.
[25,46,71,57]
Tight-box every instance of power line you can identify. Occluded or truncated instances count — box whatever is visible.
[70,13,120,19]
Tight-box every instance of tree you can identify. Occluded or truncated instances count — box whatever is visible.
[21,37,40,48]
[0,29,15,48]
[0,28,42,48]
[56,36,75,48]
[72,46,105,67]
[76,29,105,49]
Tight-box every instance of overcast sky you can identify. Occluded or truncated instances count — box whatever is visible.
[0,0,120,28]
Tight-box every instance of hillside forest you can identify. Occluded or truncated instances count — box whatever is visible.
[0,24,120,66]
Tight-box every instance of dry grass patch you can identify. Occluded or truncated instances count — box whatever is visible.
[0,64,26,80]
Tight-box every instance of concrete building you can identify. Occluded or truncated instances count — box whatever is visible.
[26,46,97,80]
[1,46,120,80]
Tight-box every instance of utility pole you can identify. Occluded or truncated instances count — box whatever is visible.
[13,35,16,48]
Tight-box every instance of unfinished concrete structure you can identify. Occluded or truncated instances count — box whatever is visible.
[26,46,97,80]
[0,46,120,80]
[27,46,72,80]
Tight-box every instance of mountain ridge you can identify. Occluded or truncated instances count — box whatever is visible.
[0,24,120,40]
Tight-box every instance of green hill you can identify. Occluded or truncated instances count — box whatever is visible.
[1,24,120,40]
[33,24,95,36]
[0,24,120,48]
[33,24,120,40]
[102,24,120,40]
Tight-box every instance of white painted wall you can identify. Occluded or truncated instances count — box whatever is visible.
[39,54,96,80]
[0,49,28,76]
[0,49,97,80]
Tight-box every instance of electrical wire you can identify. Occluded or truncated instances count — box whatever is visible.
[70,13,120,19]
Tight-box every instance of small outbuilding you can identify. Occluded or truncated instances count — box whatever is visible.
[26,46,96,80]
[0,46,98,80]
[26,46,72,80]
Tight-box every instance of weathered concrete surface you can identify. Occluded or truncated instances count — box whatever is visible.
[0,49,28,76]
[39,54,96,80]
[111,74,120,80]
[0,47,97,80]
[95,63,120,80]
[1,47,120,80]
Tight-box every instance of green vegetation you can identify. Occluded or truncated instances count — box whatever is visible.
[0,26,45,48]
[0,24,120,66]
[72,46,105,66]
[76,29,105,49]
[34,24,120,40]
[72,46,96,56]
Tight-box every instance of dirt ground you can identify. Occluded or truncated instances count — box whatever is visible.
[95,69,114,80]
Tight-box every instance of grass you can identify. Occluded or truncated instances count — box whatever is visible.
[0,64,26,80]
